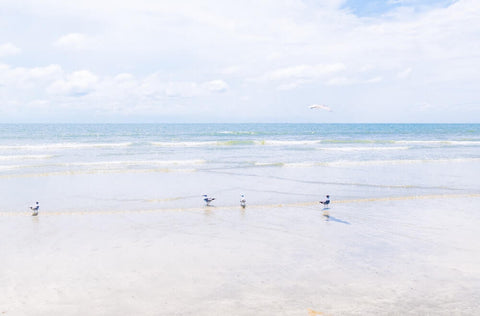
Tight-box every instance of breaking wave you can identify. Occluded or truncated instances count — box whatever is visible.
[0,142,133,150]
[253,157,480,168]
[317,146,409,151]
[0,154,54,160]
[61,159,206,167]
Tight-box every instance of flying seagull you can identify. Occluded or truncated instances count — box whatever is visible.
[309,104,332,111]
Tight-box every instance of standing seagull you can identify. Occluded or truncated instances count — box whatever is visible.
[319,195,330,208]
[240,194,246,208]
[320,195,330,219]
[203,195,215,206]
[30,201,39,216]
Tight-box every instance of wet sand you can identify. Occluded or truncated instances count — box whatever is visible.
[1,195,480,315]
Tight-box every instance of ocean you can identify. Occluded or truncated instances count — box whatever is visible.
[1,123,479,213]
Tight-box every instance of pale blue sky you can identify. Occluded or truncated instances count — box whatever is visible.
[343,0,453,16]
[0,0,478,123]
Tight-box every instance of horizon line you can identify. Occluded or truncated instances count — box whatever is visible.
[1,122,479,125]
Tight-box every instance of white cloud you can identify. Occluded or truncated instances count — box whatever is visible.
[163,80,229,97]
[0,0,479,122]
[365,76,383,83]
[27,99,50,109]
[29,65,63,78]
[0,64,62,85]
[326,75,383,86]
[202,80,229,93]
[261,63,346,81]
[47,70,99,96]
[276,81,307,91]
[397,67,412,79]
[418,102,434,111]
[0,43,21,57]
[254,63,347,90]
[53,33,93,50]
[164,82,199,97]
[326,77,352,86]
[114,73,135,82]
[219,66,242,75]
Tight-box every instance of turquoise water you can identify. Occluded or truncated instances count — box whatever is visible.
[1,124,479,212]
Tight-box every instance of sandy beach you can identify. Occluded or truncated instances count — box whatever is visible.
[1,123,479,315]
[2,0,480,311]
[1,194,479,315]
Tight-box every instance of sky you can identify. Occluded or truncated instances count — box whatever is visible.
[0,0,479,123]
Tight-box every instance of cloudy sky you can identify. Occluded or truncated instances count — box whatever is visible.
[0,0,478,123]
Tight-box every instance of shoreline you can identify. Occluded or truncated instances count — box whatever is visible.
[1,192,479,217]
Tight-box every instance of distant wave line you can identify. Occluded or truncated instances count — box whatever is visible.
[151,139,480,147]
[0,159,205,172]
[322,140,480,146]
[0,142,133,150]
[151,140,365,147]
[327,158,480,167]
[61,159,206,167]
[394,140,480,146]
[318,146,409,151]
[0,154,54,161]
[254,157,480,168]
[1,139,477,151]
[0,168,197,178]
[217,131,258,135]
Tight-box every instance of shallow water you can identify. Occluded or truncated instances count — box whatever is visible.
[0,124,479,213]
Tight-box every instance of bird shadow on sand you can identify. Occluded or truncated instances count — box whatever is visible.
[325,215,351,225]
